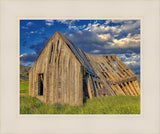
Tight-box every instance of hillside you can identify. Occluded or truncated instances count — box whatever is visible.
[20,65,31,82]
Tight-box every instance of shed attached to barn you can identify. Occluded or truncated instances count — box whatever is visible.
[29,31,140,106]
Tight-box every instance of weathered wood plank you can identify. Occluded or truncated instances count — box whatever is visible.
[128,81,137,96]
[79,65,83,105]
[87,75,93,99]
[135,80,140,95]
[124,82,134,95]
[115,84,126,95]
[107,76,137,85]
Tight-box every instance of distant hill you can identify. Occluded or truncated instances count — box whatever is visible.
[20,65,31,82]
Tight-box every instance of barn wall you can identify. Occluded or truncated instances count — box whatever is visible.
[47,36,83,106]
[29,32,83,106]
[29,35,55,103]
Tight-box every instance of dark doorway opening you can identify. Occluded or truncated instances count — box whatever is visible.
[38,73,44,95]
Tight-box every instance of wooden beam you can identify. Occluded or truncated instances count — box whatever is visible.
[114,84,126,95]
[107,76,137,85]
[124,82,134,95]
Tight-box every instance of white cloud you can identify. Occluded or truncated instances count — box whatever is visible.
[111,20,125,23]
[82,21,140,49]
[45,20,54,26]
[90,49,101,54]
[21,26,28,29]
[26,22,34,26]
[104,20,111,25]
[84,20,140,37]
[56,20,76,26]
[20,52,36,58]
[68,24,86,30]
[85,22,121,34]
[30,31,38,34]
[57,20,85,30]
[120,20,140,33]
[118,53,140,73]
[98,33,113,41]
[112,33,140,48]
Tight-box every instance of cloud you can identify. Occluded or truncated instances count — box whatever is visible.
[111,20,126,23]
[21,36,50,66]
[21,26,28,29]
[90,49,101,53]
[56,20,85,30]
[68,24,86,30]
[30,31,38,34]
[63,30,113,53]
[84,20,140,37]
[118,53,140,74]
[26,22,34,26]
[120,20,140,34]
[57,20,76,25]
[62,20,140,57]
[20,52,37,64]
[111,20,135,24]
[98,34,113,41]
[45,20,54,26]
[104,20,111,25]
[112,33,140,48]
[85,22,121,34]
[63,30,140,55]
[29,36,50,55]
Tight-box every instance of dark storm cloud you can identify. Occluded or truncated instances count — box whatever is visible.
[21,36,50,65]
[63,30,113,53]
[64,31,111,45]
[63,30,140,55]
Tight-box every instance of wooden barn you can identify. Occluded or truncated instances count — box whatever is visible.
[29,31,140,106]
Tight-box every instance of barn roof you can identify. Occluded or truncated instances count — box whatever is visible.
[57,31,97,76]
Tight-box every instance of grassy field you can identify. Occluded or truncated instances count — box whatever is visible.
[20,65,140,114]
[20,81,140,114]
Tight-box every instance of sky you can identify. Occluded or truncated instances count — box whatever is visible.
[20,20,140,74]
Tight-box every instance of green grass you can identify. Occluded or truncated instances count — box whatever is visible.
[20,64,140,114]
[20,82,140,114]
[20,83,28,94]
